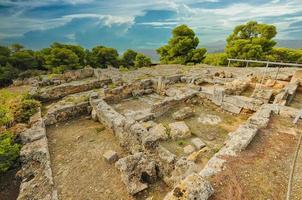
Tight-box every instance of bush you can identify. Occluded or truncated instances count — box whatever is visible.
[14,98,41,123]
[134,53,151,68]
[0,131,20,172]
[203,53,228,66]
[0,106,13,127]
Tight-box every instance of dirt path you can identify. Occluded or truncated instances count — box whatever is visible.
[209,115,302,200]
[47,117,133,200]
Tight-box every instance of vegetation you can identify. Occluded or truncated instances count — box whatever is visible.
[157,24,207,65]
[134,53,152,68]
[225,21,277,61]
[203,53,228,66]
[0,43,152,87]
[0,131,20,172]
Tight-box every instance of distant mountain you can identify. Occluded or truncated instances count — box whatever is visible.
[137,49,159,62]
[138,39,302,62]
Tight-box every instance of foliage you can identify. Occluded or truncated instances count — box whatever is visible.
[225,21,277,63]
[203,53,228,66]
[266,47,302,63]
[134,53,152,68]
[44,47,80,73]
[0,131,20,173]
[121,49,138,67]
[0,63,18,87]
[14,97,41,123]
[86,46,119,68]
[157,24,207,64]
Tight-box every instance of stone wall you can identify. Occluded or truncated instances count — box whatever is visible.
[17,110,58,200]
[37,78,111,101]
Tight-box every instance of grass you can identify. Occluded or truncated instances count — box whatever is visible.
[95,126,105,133]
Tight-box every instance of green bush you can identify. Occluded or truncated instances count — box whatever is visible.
[0,105,13,127]
[14,98,41,123]
[203,53,228,66]
[0,131,21,172]
[134,53,151,68]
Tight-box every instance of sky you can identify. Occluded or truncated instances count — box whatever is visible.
[0,0,301,51]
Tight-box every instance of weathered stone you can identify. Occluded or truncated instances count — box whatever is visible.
[103,150,118,163]
[198,114,221,125]
[164,173,214,200]
[168,121,191,140]
[149,123,168,141]
[115,153,157,195]
[191,138,206,150]
[184,145,195,155]
[212,87,225,106]
[172,107,194,120]
[221,101,242,114]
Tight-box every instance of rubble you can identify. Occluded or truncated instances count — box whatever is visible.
[168,121,191,140]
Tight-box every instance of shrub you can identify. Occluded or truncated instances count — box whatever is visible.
[0,106,13,127]
[203,53,228,66]
[134,53,151,68]
[0,131,21,172]
[14,98,41,123]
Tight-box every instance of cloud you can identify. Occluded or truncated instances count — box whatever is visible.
[0,0,301,49]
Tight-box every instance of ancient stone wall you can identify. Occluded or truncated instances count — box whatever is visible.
[17,109,58,200]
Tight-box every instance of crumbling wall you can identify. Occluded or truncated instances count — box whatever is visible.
[17,110,58,200]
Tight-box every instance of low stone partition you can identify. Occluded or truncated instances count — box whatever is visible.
[200,87,264,114]
[36,78,111,101]
[199,104,301,179]
[274,80,300,105]
[103,79,153,103]
[38,67,95,87]
[151,89,198,117]
[17,110,58,200]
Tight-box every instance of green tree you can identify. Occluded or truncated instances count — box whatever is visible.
[225,21,277,62]
[44,47,80,73]
[51,43,85,65]
[0,46,11,66]
[266,47,302,63]
[86,46,119,68]
[10,43,24,53]
[157,24,206,64]
[121,49,138,67]
[10,50,38,70]
[134,53,151,68]
[0,63,18,87]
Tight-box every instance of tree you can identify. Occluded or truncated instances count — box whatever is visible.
[134,53,151,68]
[51,43,85,65]
[44,47,80,73]
[0,63,18,87]
[266,47,302,63]
[10,43,24,53]
[86,46,119,68]
[157,24,207,64]
[225,21,277,61]
[0,46,11,66]
[9,50,38,70]
[121,49,138,67]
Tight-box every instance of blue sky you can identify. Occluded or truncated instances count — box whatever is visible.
[0,0,301,51]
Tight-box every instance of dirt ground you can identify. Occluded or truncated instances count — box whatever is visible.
[209,115,302,200]
[47,117,133,200]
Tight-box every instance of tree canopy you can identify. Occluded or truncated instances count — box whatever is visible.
[86,46,119,68]
[157,24,207,64]
[225,21,277,60]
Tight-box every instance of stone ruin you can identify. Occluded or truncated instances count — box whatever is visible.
[16,66,302,199]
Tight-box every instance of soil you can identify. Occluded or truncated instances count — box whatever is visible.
[0,168,21,200]
[290,88,302,109]
[47,117,133,200]
[209,115,302,200]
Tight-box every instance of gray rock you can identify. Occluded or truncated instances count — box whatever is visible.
[172,107,194,120]
[191,138,206,150]
[103,150,118,163]
[184,145,195,155]
[164,173,214,200]
[168,121,191,140]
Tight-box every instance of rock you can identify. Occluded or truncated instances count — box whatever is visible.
[164,173,214,200]
[187,148,209,162]
[191,138,206,150]
[184,145,195,155]
[103,150,118,163]
[149,123,168,141]
[115,153,157,195]
[172,107,194,120]
[141,121,157,130]
[91,108,98,121]
[198,114,221,125]
[168,121,191,140]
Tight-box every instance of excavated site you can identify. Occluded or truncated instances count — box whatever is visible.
[16,65,302,200]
